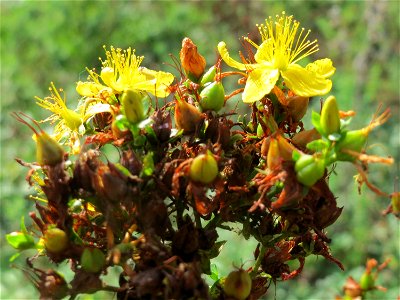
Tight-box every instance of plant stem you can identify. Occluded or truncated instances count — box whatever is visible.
[251,243,267,277]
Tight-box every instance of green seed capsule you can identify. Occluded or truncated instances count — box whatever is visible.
[200,66,217,86]
[199,81,225,112]
[189,150,218,184]
[335,129,367,161]
[295,154,325,187]
[223,269,252,300]
[121,89,145,124]
[44,228,68,254]
[81,248,106,273]
[320,95,340,136]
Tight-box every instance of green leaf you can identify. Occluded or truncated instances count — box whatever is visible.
[311,111,323,134]
[209,263,219,281]
[20,216,28,235]
[6,231,35,250]
[306,139,329,152]
[141,152,154,177]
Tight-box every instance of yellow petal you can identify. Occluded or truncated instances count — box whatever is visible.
[254,40,273,65]
[133,68,174,97]
[218,41,248,71]
[101,67,117,90]
[242,67,279,103]
[76,81,104,97]
[305,58,335,78]
[282,64,332,97]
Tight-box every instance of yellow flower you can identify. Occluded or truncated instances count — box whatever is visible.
[77,46,174,98]
[218,12,335,103]
[36,82,112,154]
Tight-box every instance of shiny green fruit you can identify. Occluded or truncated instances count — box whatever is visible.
[44,228,68,254]
[189,151,218,184]
[223,269,252,300]
[199,81,225,112]
[295,154,325,187]
[81,248,106,273]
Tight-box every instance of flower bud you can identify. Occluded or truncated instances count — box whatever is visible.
[199,81,225,112]
[223,269,252,300]
[267,138,280,170]
[121,89,145,124]
[294,154,325,187]
[287,96,309,121]
[189,150,218,184]
[180,37,206,81]
[200,66,217,86]
[320,95,340,136]
[12,112,64,166]
[44,228,68,254]
[81,248,106,273]
[174,97,203,133]
[360,272,375,290]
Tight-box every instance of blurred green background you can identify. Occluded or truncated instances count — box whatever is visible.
[1,1,399,299]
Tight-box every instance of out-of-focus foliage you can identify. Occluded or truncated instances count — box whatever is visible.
[1,1,398,299]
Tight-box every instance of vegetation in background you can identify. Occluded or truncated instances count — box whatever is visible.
[1,1,398,299]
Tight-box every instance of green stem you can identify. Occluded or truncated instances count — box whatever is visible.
[251,243,267,277]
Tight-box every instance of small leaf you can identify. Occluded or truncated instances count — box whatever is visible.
[311,111,323,134]
[141,152,154,177]
[6,232,35,250]
[306,139,329,152]
[209,263,219,281]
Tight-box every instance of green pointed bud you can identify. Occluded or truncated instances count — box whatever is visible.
[223,269,252,300]
[320,96,340,137]
[189,150,218,184]
[12,112,64,166]
[199,81,225,112]
[36,131,64,166]
[121,89,145,124]
[44,228,68,254]
[200,66,217,86]
[294,154,325,187]
[360,272,375,290]
[81,248,106,273]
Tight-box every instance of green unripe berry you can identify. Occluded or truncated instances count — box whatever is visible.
[199,81,225,112]
[81,248,106,273]
[189,151,218,184]
[44,228,68,254]
[294,154,325,187]
[223,269,252,300]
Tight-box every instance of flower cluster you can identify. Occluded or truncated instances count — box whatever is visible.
[7,12,394,300]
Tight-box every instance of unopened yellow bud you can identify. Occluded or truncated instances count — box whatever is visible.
[121,89,145,124]
[320,96,340,136]
[267,138,280,169]
[180,37,206,81]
